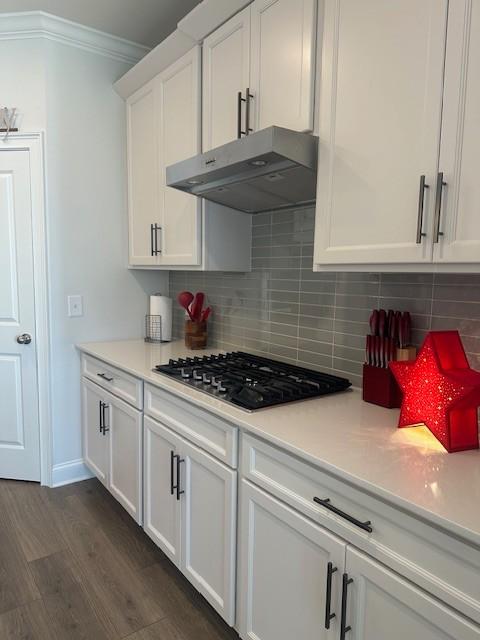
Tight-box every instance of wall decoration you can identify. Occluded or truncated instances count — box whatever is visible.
[0,107,18,134]
[390,331,480,453]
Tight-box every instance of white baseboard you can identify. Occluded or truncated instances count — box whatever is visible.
[51,458,94,487]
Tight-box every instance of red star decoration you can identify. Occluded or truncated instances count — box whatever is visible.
[390,331,480,453]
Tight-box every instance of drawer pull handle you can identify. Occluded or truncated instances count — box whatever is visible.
[97,373,114,382]
[313,497,373,533]
[325,561,337,629]
[340,572,353,640]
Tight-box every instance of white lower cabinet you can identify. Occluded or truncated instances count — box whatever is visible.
[345,547,480,640]
[238,480,346,640]
[82,378,108,486]
[82,378,143,524]
[144,415,237,625]
[238,479,480,640]
[143,416,182,564]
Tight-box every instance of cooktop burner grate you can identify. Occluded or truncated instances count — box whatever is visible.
[153,351,351,411]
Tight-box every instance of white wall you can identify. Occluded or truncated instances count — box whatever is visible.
[1,36,168,477]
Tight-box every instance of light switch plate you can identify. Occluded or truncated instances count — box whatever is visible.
[68,295,83,317]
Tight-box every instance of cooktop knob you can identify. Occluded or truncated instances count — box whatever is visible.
[180,368,191,379]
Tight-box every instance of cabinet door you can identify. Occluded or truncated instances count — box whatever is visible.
[238,480,346,640]
[314,0,448,266]
[105,391,143,524]
[143,416,182,565]
[344,547,480,640]
[180,440,237,625]
[126,80,160,266]
[434,0,480,263]
[82,379,108,485]
[158,47,202,266]
[202,6,251,151]
[250,0,316,132]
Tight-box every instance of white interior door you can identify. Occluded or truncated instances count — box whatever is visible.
[345,547,480,639]
[106,390,143,524]
[238,480,346,640]
[143,416,182,566]
[158,47,202,266]
[250,0,317,133]
[202,6,251,151]
[0,150,40,481]
[434,0,480,263]
[180,439,237,625]
[314,0,448,265]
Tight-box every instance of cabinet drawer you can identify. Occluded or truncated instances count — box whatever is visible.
[82,354,143,410]
[241,433,480,624]
[145,384,238,468]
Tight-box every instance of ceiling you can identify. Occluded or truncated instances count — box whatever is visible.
[0,0,201,47]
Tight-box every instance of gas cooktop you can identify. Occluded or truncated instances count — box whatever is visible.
[154,351,351,411]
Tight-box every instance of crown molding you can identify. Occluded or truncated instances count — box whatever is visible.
[0,11,150,64]
[177,0,251,42]
[113,29,196,98]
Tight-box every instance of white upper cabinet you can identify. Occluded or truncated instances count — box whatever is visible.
[203,6,251,151]
[434,0,480,263]
[127,80,159,266]
[127,47,201,268]
[202,0,317,152]
[250,0,316,133]
[158,47,201,265]
[314,0,448,266]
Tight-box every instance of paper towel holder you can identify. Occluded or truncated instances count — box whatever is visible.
[145,315,167,343]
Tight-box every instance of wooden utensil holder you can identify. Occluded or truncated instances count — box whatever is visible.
[396,346,417,362]
[362,364,402,409]
[185,320,208,350]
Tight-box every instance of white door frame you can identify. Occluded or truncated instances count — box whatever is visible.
[0,132,52,485]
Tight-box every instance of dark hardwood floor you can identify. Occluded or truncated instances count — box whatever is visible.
[0,478,240,640]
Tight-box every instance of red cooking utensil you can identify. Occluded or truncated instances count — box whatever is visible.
[190,292,205,322]
[201,307,212,322]
[177,291,194,320]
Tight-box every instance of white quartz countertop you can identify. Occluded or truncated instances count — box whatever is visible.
[77,339,480,547]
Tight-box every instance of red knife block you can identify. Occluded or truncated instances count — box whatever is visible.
[362,364,402,409]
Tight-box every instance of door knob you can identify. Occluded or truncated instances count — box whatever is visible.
[17,333,32,345]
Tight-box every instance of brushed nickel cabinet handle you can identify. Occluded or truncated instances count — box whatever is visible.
[434,172,447,243]
[416,174,429,244]
[237,91,244,138]
[245,87,253,135]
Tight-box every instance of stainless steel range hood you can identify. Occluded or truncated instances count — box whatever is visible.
[165,126,318,214]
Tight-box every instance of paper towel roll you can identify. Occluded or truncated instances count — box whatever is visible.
[149,295,173,341]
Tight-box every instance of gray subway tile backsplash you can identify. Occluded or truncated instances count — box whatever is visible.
[170,207,480,388]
